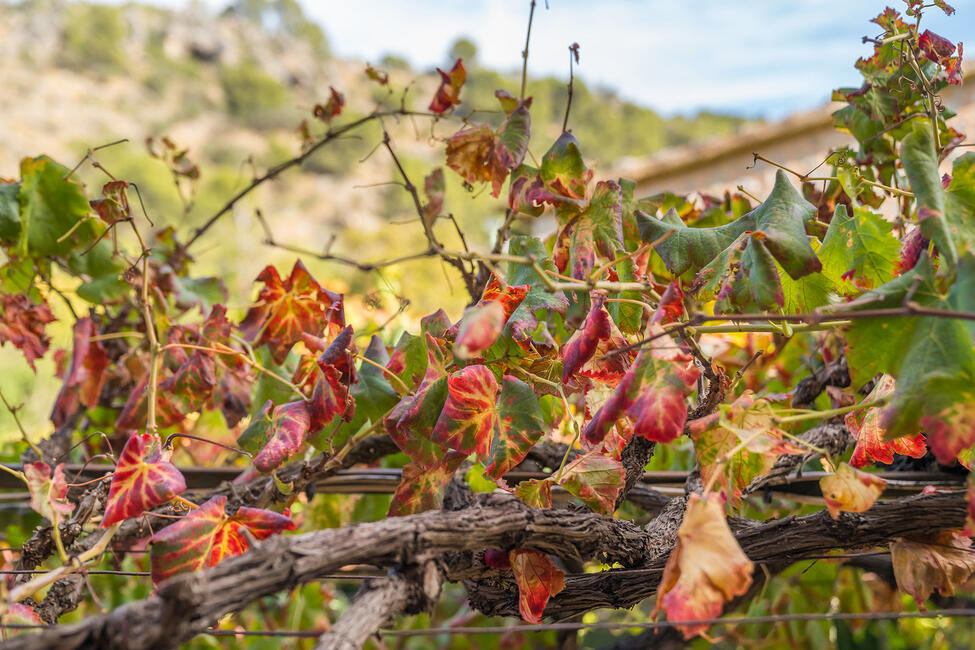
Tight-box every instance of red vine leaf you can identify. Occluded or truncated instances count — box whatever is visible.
[482,376,547,481]
[252,400,312,473]
[385,334,451,468]
[149,495,294,583]
[307,325,357,430]
[1,603,42,638]
[653,281,685,325]
[387,452,464,516]
[239,260,345,365]
[101,433,186,527]
[24,462,74,523]
[0,294,55,371]
[431,365,499,460]
[429,58,466,114]
[510,549,566,624]
[477,275,530,322]
[891,532,975,605]
[453,301,505,360]
[920,397,975,466]
[556,451,624,515]
[820,463,886,519]
[561,292,629,385]
[582,327,700,447]
[653,492,754,639]
[846,375,926,467]
[313,87,344,122]
[51,317,108,427]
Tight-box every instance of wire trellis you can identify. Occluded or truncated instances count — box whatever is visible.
[4,608,975,639]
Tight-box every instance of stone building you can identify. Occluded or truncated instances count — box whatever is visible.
[611,66,975,201]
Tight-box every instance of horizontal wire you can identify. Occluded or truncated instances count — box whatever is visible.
[0,550,899,580]
[6,608,975,638]
[377,609,975,637]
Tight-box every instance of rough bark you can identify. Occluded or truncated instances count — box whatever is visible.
[465,491,966,620]
[315,560,443,650]
[791,358,850,408]
[744,421,854,494]
[615,438,656,509]
[2,493,652,650]
[2,490,966,649]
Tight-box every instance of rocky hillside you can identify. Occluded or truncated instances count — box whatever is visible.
[0,0,754,307]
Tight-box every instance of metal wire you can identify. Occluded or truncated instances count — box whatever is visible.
[0,550,894,580]
[5,607,975,638]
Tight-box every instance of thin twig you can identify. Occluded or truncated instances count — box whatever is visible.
[520,0,537,101]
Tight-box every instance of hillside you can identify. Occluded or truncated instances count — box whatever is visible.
[0,0,755,431]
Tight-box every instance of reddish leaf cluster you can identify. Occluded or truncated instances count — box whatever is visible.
[0,294,55,371]
[149,495,294,583]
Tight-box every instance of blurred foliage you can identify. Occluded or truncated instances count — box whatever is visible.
[219,62,294,129]
[57,3,127,74]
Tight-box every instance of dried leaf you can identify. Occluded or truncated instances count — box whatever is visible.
[429,58,466,114]
[653,492,754,639]
[0,294,55,371]
[50,317,108,427]
[821,463,886,519]
[891,532,975,605]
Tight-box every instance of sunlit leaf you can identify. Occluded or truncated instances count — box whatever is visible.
[820,462,886,519]
[846,375,926,467]
[150,495,294,583]
[24,462,74,523]
[102,433,186,527]
[239,260,345,365]
[653,492,753,639]
[453,301,505,360]
[515,478,553,508]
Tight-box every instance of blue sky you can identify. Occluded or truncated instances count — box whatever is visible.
[156,1,975,119]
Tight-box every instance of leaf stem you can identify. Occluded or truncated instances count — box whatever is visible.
[775,397,886,425]
[520,0,537,101]
[354,354,412,395]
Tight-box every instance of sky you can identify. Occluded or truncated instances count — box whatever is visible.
[152,1,975,119]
